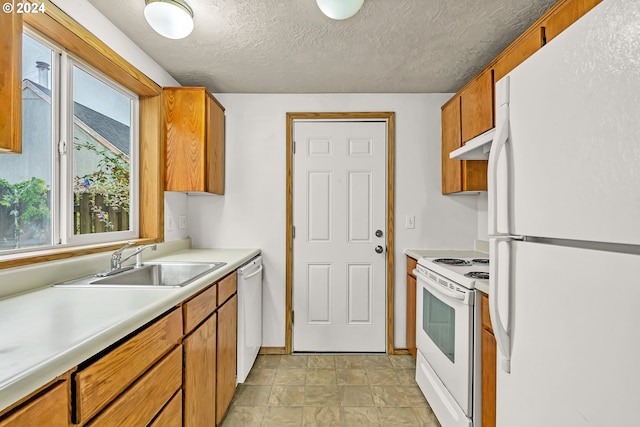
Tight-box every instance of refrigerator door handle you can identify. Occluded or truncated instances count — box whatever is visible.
[490,237,511,373]
[488,76,510,237]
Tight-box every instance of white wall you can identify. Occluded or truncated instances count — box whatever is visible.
[187,94,480,349]
[477,193,489,241]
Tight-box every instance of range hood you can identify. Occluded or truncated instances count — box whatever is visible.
[449,128,495,160]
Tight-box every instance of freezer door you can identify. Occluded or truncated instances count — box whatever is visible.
[495,240,640,426]
[497,0,640,245]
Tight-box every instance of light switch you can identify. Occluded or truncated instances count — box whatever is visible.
[167,216,173,231]
[405,215,415,229]
[179,215,187,229]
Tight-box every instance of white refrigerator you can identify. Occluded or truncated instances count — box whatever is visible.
[487,0,640,425]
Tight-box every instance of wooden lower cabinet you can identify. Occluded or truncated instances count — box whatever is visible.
[216,294,238,425]
[481,292,497,427]
[150,390,183,427]
[74,309,183,424]
[406,256,417,360]
[183,312,217,427]
[87,346,182,427]
[1,272,241,427]
[0,380,69,427]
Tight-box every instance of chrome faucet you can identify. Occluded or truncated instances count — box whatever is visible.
[106,242,157,275]
[111,241,133,271]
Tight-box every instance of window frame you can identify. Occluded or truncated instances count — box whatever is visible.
[0,0,164,269]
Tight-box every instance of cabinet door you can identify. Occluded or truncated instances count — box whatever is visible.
[0,381,68,427]
[543,0,602,44]
[164,87,208,192]
[441,97,462,194]
[184,313,217,427]
[207,95,225,195]
[87,346,182,427]
[149,390,182,427]
[493,27,544,82]
[74,310,182,423]
[164,87,225,194]
[481,293,496,427]
[460,69,494,143]
[406,256,417,360]
[216,294,237,425]
[0,12,22,153]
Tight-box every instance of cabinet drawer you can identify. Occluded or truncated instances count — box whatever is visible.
[149,390,182,427]
[184,283,217,334]
[86,346,182,427]
[74,309,182,423]
[406,256,417,278]
[481,292,493,334]
[0,381,68,427]
[218,271,237,305]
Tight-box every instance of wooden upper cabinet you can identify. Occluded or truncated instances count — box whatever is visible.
[493,27,545,83]
[0,12,22,153]
[441,97,462,194]
[164,87,225,194]
[441,96,488,194]
[460,69,494,144]
[542,0,602,44]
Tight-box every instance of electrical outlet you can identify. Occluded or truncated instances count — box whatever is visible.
[167,216,173,231]
[179,215,187,230]
[406,215,415,229]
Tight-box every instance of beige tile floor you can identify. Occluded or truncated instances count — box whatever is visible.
[220,354,442,427]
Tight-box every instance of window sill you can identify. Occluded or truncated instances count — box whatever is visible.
[0,238,159,271]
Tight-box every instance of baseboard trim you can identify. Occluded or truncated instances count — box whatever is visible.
[393,348,411,355]
[259,346,287,355]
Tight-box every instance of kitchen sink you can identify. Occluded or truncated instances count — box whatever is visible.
[54,261,226,288]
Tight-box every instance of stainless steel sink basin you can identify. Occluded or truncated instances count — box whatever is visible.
[54,261,226,288]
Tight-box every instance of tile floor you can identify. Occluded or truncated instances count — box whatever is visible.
[220,354,442,426]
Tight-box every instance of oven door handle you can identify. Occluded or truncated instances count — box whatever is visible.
[414,269,467,302]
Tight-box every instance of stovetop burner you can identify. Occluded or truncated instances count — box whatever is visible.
[464,271,490,280]
[472,258,489,265]
[433,258,471,266]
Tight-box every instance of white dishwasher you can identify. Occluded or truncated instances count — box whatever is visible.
[236,255,263,383]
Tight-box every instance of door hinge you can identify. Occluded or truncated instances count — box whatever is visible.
[292,311,294,324]
[292,226,296,238]
[293,140,296,154]
[58,140,67,155]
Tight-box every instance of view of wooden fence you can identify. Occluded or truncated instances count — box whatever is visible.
[74,193,129,234]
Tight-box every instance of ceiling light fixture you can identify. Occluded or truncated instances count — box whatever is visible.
[144,0,194,39]
[316,0,364,20]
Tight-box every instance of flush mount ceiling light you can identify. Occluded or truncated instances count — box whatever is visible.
[144,0,194,39]
[316,0,364,20]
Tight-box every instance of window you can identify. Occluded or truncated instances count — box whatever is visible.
[0,31,138,254]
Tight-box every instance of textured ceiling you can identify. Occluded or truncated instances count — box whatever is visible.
[86,0,557,93]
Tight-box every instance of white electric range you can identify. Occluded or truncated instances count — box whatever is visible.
[414,256,489,427]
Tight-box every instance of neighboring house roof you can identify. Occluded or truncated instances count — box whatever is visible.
[23,79,130,156]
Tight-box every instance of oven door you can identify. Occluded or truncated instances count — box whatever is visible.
[415,267,474,417]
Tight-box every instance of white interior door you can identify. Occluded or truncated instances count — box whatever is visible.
[293,120,387,352]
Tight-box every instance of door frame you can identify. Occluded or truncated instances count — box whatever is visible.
[285,112,395,354]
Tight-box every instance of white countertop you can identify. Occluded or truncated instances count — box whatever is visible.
[0,247,260,412]
[404,248,490,294]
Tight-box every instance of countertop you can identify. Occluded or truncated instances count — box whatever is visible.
[404,248,490,294]
[0,246,260,412]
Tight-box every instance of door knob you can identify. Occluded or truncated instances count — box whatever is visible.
[375,230,383,238]
[375,245,384,254]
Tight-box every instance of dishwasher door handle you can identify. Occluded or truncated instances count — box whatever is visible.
[244,264,263,279]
